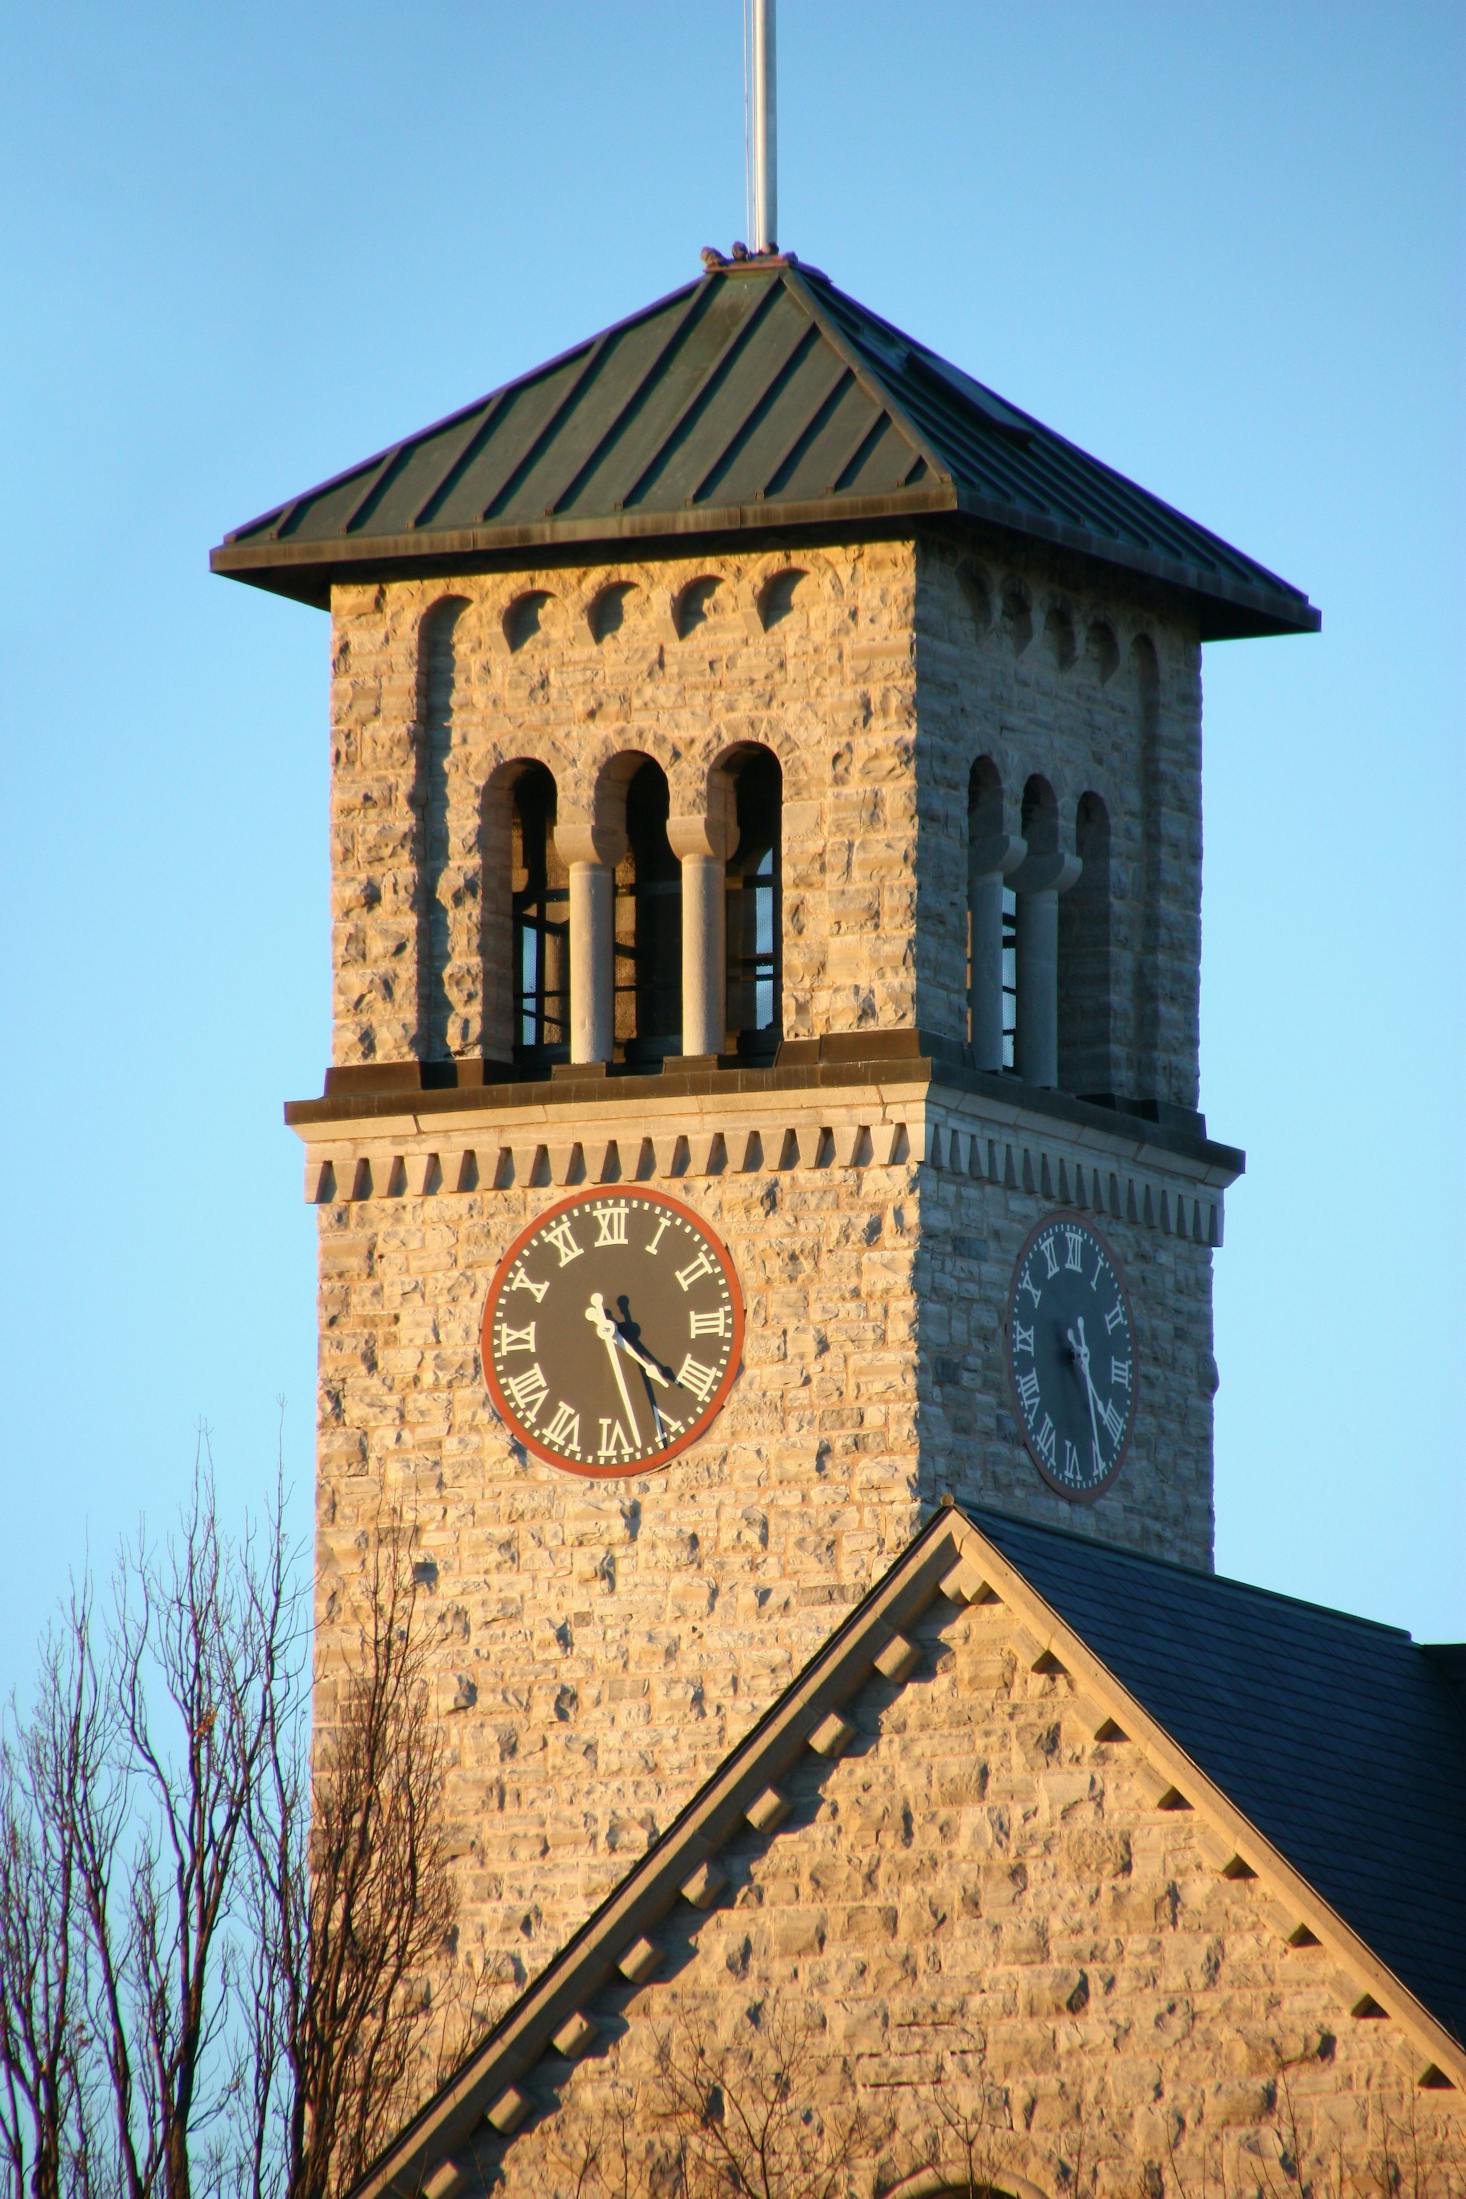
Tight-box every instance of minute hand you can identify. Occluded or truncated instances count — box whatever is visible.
[587,1297,641,1440]
[1068,1315,1105,1457]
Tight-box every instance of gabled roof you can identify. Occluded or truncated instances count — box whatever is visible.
[211,257,1318,640]
[347,1506,1464,2199]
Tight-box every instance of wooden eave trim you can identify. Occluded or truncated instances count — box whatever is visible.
[945,1516,1466,2093]
[944,484,1320,634]
[209,486,1317,636]
[208,481,960,578]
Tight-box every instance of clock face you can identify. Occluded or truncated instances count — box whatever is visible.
[1005,1212,1137,1502]
[481,1187,743,1479]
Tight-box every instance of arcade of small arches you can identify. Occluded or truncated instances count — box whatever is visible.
[488,741,783,1072]
[411,578,1148,1102]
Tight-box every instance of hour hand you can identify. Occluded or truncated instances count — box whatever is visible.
[618,1331,671,1387]
[588,1291,670,1386]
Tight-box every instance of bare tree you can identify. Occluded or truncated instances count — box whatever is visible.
[242,1531,467,2199]
[0,1465,471,2199]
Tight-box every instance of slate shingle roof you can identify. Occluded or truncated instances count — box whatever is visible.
[211,257,1318,640]
[973,1507,1466,2048]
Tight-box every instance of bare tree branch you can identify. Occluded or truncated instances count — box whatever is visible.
[0,1464,469,2199]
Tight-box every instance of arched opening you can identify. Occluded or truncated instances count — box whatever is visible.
[724,747,782,1059]
[1133,632,1163,1098]
[1059,792,1112,1097]
[414,596,469,1064]
[1015,775,1061,1088]
[966,757,1015,1073]
[510,764,568,1067]
[614,759,681,1063]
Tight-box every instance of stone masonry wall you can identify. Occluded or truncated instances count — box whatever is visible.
[484,1594,1463,2197]
[312,532,1220,2017]
[310,1086,1221,2009]
[915,1117,1215,1568]
[313,1130,925,2002]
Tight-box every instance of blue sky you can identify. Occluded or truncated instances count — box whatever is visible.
[1,0,1461,1670]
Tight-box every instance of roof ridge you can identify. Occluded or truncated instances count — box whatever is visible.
[780,261,951,487]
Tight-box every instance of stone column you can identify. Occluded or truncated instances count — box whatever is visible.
[558,814,627,1067]
[967,830,1025,1072]
[1011,846,1081,1088]
[670,789,738,1062]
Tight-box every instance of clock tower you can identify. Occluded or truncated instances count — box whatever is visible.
[214,252,1317,1993]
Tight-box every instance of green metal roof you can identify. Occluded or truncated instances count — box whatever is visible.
[211,256,1318,639]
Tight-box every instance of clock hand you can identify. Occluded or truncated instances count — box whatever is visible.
[586,1296,641,1442]
[590,1291,672,1386]
[1068,1317,1105,1457]
[617,1330,671,1387]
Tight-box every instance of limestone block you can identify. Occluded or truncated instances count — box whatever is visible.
[551,2012,597,2060]
[484,2086,529,2135]
[617,1937,663,1985]
[746,1788,791,1835]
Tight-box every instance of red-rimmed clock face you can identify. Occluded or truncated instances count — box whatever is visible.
[481,1187,744,1479]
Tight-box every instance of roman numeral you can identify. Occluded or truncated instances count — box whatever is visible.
[1062,1439,1081,1483]
[597,1419,632,1460]
[1019,1273,1041,1309]
[1040,1237,1060,1279]
[502,1364,549,1420]
[1111,1357,1132,1391]
[542,1403,581,1452]
[1037,1414,1057,1465]
[689,1306,729,1339]
[1099,1397,1124,1443]
[1064,1228,1084,1271]
[1104,1301,1125,1335]
[1013,1322,1035,1357]
[594,1205,627,1247]
[543,1220,583,1268]
[1016,1368,1041,1418]
[646,1214,672,1257]
[675,1355,720,1404]
[675,1252,716,1292]
[496,1323,536,1355]
[509,1270,548,1302]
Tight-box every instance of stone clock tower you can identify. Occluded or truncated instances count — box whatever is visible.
[213,254,1317,1991]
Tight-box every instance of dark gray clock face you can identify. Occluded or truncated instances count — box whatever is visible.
[1006,1213,1136,1501]
[482,1188,743,1478]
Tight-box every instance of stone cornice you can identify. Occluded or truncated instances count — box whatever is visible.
[287,1042,1238,1173]
[287,1062,1240,1250]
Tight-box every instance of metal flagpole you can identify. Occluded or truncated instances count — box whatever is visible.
[751,0,777,251]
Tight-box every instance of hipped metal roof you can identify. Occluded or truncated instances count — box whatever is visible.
[212,255,1318,639]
